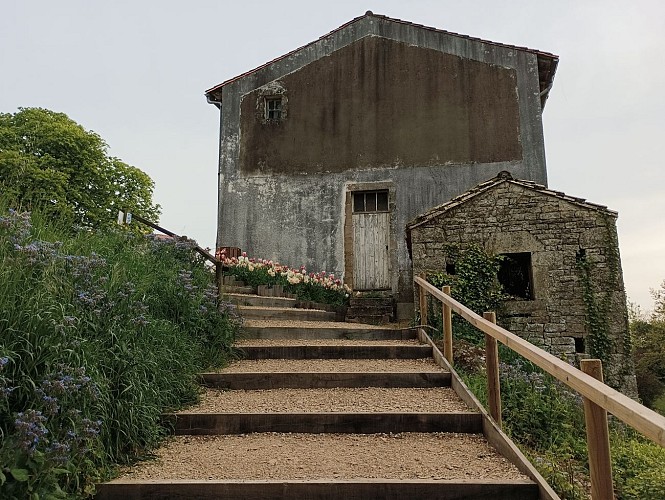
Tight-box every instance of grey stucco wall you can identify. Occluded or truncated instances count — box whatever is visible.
[215,16,548,302]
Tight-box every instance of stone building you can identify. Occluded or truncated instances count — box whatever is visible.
[205,12,558,312]
[407,171,636,393]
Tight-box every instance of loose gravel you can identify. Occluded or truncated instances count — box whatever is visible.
[216,358,444,373]
[184,387,473,413]
[119,433,528,481]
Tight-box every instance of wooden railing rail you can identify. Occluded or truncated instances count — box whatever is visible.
[415,274,665,498]
[414,275,665,447]
[122,211,219,265]
[119,211,224,294]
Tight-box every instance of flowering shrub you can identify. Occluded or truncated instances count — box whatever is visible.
[0,206,239,498]
[221,252,352,306]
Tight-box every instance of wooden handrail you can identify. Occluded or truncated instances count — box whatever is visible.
[414,275,665,448]
[122,211,220,265]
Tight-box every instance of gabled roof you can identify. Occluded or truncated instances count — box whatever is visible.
[407,171,617,230]
[205,11,558,106]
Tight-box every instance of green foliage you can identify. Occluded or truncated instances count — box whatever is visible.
[574,216,623,375]
[458,354,665,499]
[0,108,160,231]
[630,283,665,412]
[612,430,665,499]
[0,205,239,498]
[576,254,613,366]
[427,244,505,343]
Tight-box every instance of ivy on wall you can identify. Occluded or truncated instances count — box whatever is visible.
[427,243,505,343]
[575,214,624,378]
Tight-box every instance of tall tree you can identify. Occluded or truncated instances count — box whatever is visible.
[0,107,160,229]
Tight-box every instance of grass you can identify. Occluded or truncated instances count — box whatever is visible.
[0,206,240,498]
[453,339,665,499]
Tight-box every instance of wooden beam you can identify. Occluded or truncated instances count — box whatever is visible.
[442,285,453,364]
[418,272,428,328]
[484,312,502,428]
[581,359,614,500]
[413,276,665,447]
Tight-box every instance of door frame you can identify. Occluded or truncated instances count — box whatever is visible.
[343,181,397,293]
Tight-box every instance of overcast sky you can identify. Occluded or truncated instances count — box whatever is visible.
[2,1,664,310]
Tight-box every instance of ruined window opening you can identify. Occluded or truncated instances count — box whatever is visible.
[265,97,282,121]
[575,337,586,354]
[498,252,533,300]
[353,190,389,213]
[576,248,587,263]
[445,261,456,275]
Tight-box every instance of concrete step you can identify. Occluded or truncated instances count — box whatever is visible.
[241,324,417,340]
[199,371,451,390]
[238,305,338,322]
[168,412,482,435]
[238,343,433,359]
[226,293,297,308]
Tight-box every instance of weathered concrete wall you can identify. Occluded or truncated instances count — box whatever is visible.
[216,15,548,303]
[239,37,521,174]
[409,181,637,394]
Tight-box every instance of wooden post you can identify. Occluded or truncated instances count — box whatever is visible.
[483,312,502,427]
[418,273,428,328]
[442,285,453,364]
[580,359,614,500]
[215,261,223,302]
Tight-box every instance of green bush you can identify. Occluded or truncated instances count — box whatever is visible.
[0,206,239,498]
[427,244,505,343]
[458,355,665,499]
[612,431,665,499]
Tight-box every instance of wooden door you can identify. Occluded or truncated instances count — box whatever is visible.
[352,191,390,290]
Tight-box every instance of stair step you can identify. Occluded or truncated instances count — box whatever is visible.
[97,433,537,500]
[199,372,451,390]
[238,306,338,322]
[346,314,392,325]
[97,479,539,500]
[241,323,416,340]
[221,285,255,294]
[168,412,482,435]
[238,344,432,359]
[226,294,297,308]
[192,386,470,413]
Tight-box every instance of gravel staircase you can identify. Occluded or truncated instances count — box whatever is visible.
[96,281,549,499]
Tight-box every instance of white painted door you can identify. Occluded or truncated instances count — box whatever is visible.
[352,210,390,290]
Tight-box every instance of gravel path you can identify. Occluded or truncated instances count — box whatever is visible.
[235,338,422,346]
[216,358,444,373]
[183,387,472,413]
[119,433,527,481]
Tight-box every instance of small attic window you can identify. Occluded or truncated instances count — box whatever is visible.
[265,97,282,121]
[499,252,533,300]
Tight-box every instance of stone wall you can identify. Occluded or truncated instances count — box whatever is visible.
[409,180,637,394]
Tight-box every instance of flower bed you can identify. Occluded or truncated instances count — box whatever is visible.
[220,252,351,306]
